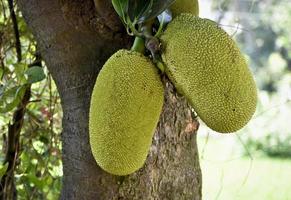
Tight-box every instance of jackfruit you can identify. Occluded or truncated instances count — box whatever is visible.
[89,50,164,176]
[171,0,199,17]
[161,14,257,133]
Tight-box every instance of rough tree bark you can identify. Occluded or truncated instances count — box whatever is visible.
[18,0,202,199]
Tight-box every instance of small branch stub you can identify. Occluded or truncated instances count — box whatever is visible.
[131,37,145,53]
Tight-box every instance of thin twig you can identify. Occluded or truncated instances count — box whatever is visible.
[235,134,253,196]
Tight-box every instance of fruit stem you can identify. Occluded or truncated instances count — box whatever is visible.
[155,12,166,37]
[156,60,165,73]
[154,54,165,73]
[131,36,145,54]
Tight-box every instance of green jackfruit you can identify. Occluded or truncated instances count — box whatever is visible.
[171,0,199,17]
[161,14,257,133]
[89,50,164,176]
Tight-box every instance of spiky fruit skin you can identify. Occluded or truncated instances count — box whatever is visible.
[161,14,257,133]
[89,50,164,176]
[171,0,199,17]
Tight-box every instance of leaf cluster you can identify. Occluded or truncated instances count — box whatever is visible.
[112,0,174,36]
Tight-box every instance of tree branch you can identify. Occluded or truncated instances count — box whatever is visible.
[0,87,30,200]
[0,54,42,200]
[7,0,21,62]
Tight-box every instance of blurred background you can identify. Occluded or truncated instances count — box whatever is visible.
[0,0,291,199]
[199,0,291,199]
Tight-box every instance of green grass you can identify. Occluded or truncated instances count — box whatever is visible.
[198,134,291,200]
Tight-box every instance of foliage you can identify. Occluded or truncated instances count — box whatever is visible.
[0,1,62,199]
[112,0,174,33]
[245,133,291,158]
[13,77,62,199]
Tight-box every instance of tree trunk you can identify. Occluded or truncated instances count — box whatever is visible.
[18,0,202,199]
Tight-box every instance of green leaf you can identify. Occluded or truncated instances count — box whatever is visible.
[112,0,129,22]
[14,62,27,83]
[129,0,175,23]
[39,135,49,144]
[0,163,8,179]
[0,85,27,113]
[25,66,46,84]
[112,0,174,26]
[26,173,45,189]
[127,0,151,22]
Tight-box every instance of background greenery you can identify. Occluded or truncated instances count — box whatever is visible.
[0,1,62,198]
[0,0,290,199]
